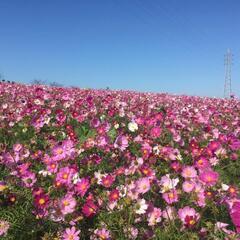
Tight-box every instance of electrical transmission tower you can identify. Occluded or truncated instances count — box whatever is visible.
[224,49,233,98]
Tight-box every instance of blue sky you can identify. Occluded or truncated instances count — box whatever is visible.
[0,0,240,97]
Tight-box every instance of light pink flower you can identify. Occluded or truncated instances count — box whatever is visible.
[147,207,162,226]
[181,166,197,179]
[92,228,111,240]
[136,177,151,194]
[182,181,195,193]
[162,190,179,204]
[114,135,128,151]
[62,226,80,240]
[60,194,76,215]
[178,206,200,227]
[0,220,10,236]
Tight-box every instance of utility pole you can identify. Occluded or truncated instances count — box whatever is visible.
[224,49,233,98]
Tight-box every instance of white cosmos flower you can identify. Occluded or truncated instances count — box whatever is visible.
[128,121,138,132]
[38,170,52,177]
[135,199,148,214]
[72,173,80,184]
[94,171,106,184]
[221,183,229,191]
[159,174,179,193]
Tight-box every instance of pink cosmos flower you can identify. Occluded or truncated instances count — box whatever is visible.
[56,166,76,186]
[42,154,52,165]
[147,207,162,226]
[150,126,162,138]
[0,220,10,236]
[22,172,37,188]
[60,194,77,215]
[140,165,154,177]
[101,175,115,188]
[17,163,30,175]
[160,146,179,161]
[181,166,197,179]
[136,177,151,194]
[170,161,182,172]
[199,169,219,186]
[114,135,129,151]
[194,156,210,169]
[109,189,120,202]
[141,143,152,159]
[34,193,50,209]
[46,161,58,173]
[13,143,23,153]
[75,178,90,197]
[182,181,195,193]
[82,200,98,217]
[178,206,200,228]
[208,140,221,152]
[51,145,66,161]
[92,228,111,240]
[62,226,80,240]
[162,190,179,204]
[159,174,179,193]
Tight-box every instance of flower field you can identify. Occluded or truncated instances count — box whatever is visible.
[0,83,240,240]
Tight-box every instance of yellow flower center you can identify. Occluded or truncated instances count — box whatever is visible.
[0,185,6,191]
[51,164,56,169]
[189,219,195,225]
[198,159,203,165]
[57,148,63,155]
[39,198,45,205]
[63,173,68,179]
[168,193,174,199]
[206,176,212,182]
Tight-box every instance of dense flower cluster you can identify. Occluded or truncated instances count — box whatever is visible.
[0,83,240,239]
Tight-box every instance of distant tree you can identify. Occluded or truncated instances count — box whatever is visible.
[31,79,46,85]
[49,81,63,87]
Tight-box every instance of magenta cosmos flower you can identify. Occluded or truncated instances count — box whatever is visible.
[230,201,240,233]
[62,226,80,240]
[109,189,120,202]
[199,169,219,186]
[51,144,66,161]
[82,200,98,217]
[101,175,115,188]
[56,166,76,186]
[75,178,90,197]
[34,193,50,209]
[150,126,162,138]
[194,156,210,169]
